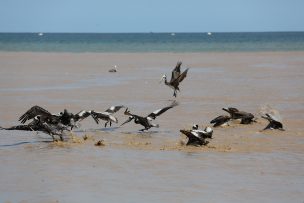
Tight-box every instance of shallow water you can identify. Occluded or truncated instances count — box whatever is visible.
[1,133,303,203]
[0,52,304,202]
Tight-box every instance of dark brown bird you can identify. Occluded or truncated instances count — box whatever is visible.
[160,61,189,97]
[222,107,256,124]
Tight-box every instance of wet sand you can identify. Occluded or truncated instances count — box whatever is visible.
[0,52,304,202]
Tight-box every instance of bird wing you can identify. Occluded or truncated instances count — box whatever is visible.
[170,61,182,83]
[75,110,92,121]
[262,113,280,122]
[147,101,178,119]
[171,68,189,85]
[266,113,281,122]
[104,105,124,114]
[19,105,52,124]
[180,129,201,139]
[75,110,91,119]
[210,115,230,124]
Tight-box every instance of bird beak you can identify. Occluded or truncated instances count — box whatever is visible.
[159,77,164,84]
[120,117,133,126]
[222,108,229,113]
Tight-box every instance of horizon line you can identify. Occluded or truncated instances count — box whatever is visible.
[0,31,304,34]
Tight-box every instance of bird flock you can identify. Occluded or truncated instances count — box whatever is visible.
[1,62,284,146]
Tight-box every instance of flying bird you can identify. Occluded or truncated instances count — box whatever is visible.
[261,113,284,131]
[160,61,189,97]
[91,105,125,127]
[121,101,178,131]
[180,124,213,146]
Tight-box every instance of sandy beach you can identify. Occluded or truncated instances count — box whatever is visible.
[0,51,304,202]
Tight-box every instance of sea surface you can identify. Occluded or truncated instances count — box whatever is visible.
[0,32,304,52]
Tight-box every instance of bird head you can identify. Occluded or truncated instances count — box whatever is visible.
[159,74,167,83]
[192,124,199,130]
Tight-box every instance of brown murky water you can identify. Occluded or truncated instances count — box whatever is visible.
[0,52,304,202]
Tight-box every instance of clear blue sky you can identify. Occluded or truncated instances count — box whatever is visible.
[0,0,303,32]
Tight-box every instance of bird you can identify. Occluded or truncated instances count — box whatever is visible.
[91,105,125,127]
[180,124,213,146]
[261,113,284,131]
[222,107,256,124]
[109,65,117,72]
[160,61,189,97]
[120,101,178,131]
[210,115,231,127]
[1,115,68,141]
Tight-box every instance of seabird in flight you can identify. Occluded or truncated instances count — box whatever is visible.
[91,105,125,127]
[120,101,178,131]
[160,61,189,97]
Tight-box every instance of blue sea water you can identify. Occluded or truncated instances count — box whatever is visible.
[0,32,304,52]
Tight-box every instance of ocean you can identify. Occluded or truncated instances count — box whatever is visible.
[0,32,304,52]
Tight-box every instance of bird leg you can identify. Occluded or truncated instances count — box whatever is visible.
[110,121,112,127]
[50,134,55,141]
[173,90,177,97]
[104,121,108,128]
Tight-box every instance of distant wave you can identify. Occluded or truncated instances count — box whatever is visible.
[0,32,304,52]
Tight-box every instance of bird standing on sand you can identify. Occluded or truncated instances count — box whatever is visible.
[91,105,125,127]
[120,101,178,131]
[180,124,213,146]
[160,62,189,97]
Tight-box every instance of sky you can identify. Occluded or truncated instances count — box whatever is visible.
[0,0,303,33]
